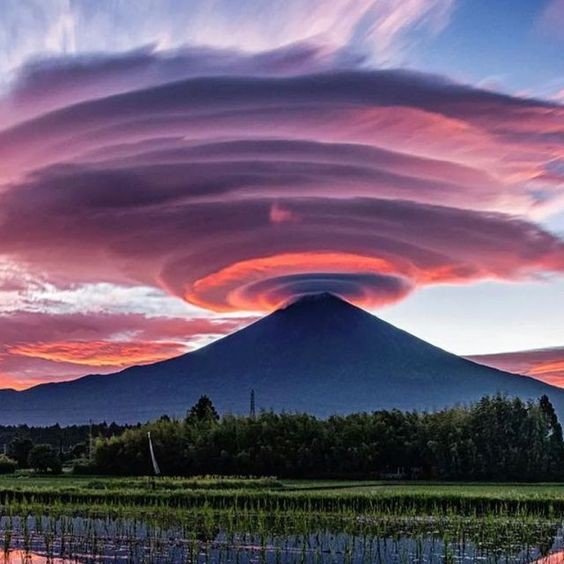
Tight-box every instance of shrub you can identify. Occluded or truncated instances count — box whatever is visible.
[0,455,17,474]
[85,480,108,489]
[72,458,98,475]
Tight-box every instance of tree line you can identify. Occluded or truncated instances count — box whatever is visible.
[0,422,131,474]
[92,394,564,481]
[0,422,130,454]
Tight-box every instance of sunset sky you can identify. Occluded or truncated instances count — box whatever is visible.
[0,0,562,389]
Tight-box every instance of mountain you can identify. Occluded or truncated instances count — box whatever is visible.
[1,293,563,425]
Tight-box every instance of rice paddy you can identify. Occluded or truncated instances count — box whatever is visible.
[2,476,564,562]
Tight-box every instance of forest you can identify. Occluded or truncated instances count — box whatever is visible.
[92,394,564,481]
[0,422,130,472]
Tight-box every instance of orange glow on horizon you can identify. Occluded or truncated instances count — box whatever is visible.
[470,352,564,389]
[8,340,187,368]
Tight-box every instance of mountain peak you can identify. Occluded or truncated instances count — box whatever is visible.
[282,292,352,309]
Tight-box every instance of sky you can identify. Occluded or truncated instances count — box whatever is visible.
[0,0,562,390]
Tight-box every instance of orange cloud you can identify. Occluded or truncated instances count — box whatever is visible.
[184,243,564,313]
[529,361,564,387]
[0,311,250,389]
[468,347,564,388]
[8,340,188,367]
[185,252,408,311]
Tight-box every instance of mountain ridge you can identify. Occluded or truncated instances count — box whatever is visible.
[1,293,562,425]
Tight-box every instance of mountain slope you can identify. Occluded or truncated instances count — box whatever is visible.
[1,293,562,425]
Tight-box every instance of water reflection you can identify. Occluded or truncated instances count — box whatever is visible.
[1,551,64,563]
[535,551,564,563]
[0,515,562,562]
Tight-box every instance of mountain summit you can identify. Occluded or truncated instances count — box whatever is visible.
[1,293,563,425]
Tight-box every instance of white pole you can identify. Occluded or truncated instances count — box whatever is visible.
[147,432,161,476]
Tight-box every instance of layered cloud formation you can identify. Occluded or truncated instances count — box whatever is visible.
[0,30,562,387]
[468,347,564,387]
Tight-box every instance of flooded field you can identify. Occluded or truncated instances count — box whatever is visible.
[0,515,563,563]
[3,478,564,562]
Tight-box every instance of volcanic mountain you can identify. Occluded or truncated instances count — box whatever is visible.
[1,293,563,425]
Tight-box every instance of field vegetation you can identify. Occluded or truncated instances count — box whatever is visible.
[2,474,564,517]
[0,475,564,560]
[1,395,564,560]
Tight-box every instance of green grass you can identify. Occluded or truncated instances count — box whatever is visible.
[0,473,281,489]
[282,479,564,495]
[4,473,564,493]
[1,473,564,517]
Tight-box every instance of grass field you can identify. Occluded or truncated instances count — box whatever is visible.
[5,472,564,493]
[2,473,564,516]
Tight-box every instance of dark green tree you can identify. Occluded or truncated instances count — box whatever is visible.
[186,396,219,425]
[540,395,563,441]
[28,444,62,474]
[539,395,564,475]
[7,437,33,468]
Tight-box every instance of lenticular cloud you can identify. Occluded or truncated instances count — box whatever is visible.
[0,45,562,313]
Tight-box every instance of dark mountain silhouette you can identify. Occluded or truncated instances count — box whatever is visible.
[1,293,562,425]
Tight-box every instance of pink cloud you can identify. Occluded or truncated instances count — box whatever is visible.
[270,202,299,224]
[468,347,564,388]
[0,312,249,389]
[0,47,562,383]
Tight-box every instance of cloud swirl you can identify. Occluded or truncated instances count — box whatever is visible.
[0,41,562,386]
[0,46,562,315]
